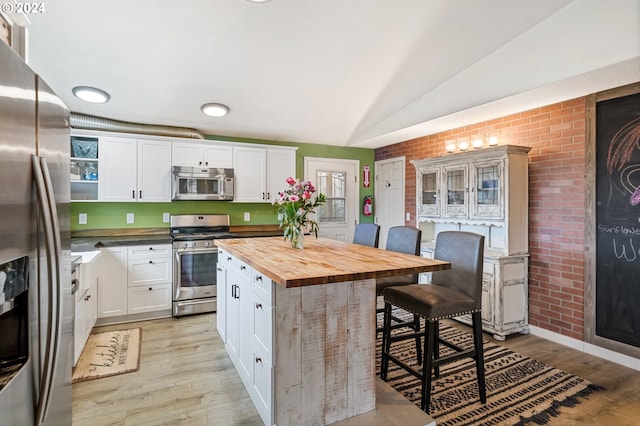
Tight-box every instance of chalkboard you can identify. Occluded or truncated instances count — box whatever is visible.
[595,91,640,348]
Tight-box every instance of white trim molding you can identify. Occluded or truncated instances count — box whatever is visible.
[529,325,640,372]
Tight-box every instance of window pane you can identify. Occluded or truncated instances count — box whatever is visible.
[316,170,346,223]
[447,169,465,205]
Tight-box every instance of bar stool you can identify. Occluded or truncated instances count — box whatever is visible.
[380,231,486,413]
[353,223,380,248]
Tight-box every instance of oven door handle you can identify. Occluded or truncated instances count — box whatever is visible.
[175,247,219,254]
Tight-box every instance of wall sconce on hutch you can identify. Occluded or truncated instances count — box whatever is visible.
[472,137,483,149]
[488,136,498,146]
[458,140,469,152]
[446,141,457,153]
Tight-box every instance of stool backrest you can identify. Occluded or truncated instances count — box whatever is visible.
[431,231,484,307]
[385,226,422,282]
[353,223,381,248]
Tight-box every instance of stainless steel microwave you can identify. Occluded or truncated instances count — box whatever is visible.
[172,166,234,201]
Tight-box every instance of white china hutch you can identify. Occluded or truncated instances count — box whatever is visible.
[412,144,531,340]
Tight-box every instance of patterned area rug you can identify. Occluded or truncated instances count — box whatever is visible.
[72,328,141,383]
[376,313,603,425]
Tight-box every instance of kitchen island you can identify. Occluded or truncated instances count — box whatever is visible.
[215,236,450,426]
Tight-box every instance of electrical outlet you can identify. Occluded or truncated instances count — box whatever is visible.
[163,212,170,223]
[78,213,87,225]
[126,213,134,224]
[243,212,250,222]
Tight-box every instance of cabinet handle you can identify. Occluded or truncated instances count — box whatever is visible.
[148,260,153,264]
[240,265,246,271]
[148,287,153,291]
[267,192,270,199]
[256,302,262,310]
[255,275,262,282]
[84,294,91,301]
[255,357,262,365]
[227,256,232,261]
[139,190,142,199]
[132,190,135,199]
[217,267,222,272]
[149,247,153,250]
[199,161,203,166]
[231,284,235,298]
[205,161,208,166]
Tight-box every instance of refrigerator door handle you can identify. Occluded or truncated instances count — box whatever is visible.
[32,155,61,425]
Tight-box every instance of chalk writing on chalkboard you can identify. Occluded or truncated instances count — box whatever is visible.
[595,91,640,349]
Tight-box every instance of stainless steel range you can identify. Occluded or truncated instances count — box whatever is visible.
[170,214,237,317]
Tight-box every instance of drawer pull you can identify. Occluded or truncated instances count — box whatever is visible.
[149,247,153,250]
[227,256,232,261]
[148,287,153,291]
[256,303,262,310]
[84,294,91,301]
[255,275,263,282]
[217,267,222,272]
[240,265,246,271]
[255,357,262,365]
[148,260,153,264]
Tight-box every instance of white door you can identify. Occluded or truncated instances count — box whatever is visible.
[304,157,358,242]
[375,157,405,248]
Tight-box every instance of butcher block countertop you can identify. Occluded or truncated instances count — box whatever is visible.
[215,236,450,288]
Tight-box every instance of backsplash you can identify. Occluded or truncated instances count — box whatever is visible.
[70,201,280,230]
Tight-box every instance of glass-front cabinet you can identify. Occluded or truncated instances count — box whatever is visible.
[470,160,503,219]
[418,169,440,217]
[411,145,532,341]
[443,165,468,218]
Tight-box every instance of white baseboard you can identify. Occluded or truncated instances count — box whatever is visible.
[529,325,640,372]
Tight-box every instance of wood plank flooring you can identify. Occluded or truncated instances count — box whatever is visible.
[73,314,640,426]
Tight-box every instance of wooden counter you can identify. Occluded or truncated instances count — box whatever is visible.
[217,237,449,425]
[215,236,450,288]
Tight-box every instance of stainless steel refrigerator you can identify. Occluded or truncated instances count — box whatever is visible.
[0,40,72,425]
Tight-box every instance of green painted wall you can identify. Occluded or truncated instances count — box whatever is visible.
[71,136,375,230]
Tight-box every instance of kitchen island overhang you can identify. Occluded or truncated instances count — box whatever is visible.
[215,237,450,425]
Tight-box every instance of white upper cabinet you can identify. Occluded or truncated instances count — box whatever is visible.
[172,140,233,168]
[98,136,171,202]
[233,145,296,203]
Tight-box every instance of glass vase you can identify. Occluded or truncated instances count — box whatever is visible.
[285,222,304,249]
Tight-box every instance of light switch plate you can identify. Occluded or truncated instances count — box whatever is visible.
[163,212,170,223]
[406,212,411,221]
[244,212,250,222]
[79,213,87,225]
[126,213,134,224]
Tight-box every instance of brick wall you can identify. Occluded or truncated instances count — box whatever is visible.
[375,97,587,340]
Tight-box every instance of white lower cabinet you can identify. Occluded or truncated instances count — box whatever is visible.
[219,250,274,425]
[98,247,128,318]
[97,244,172,320]
[73,281,97,365]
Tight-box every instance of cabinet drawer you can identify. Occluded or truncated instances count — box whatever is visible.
[128,244,172,259]
[127,283,171,314]
[253,300,273,363]
[252,271,273,304]
[128,257,172,287]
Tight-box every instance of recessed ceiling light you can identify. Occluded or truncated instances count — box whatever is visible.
[72,86,110,103]
[246,0,272,3]
[201,103,230,117]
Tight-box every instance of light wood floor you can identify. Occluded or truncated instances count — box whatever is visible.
[73,314,640,426]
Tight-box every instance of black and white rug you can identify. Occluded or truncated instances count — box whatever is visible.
[376,314,603,425]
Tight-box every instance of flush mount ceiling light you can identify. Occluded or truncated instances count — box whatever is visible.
[72,86,110,103]
[246,0,272,3]
[201,103,230,117]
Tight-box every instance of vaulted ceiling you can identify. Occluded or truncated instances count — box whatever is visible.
[20,0,640,148]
